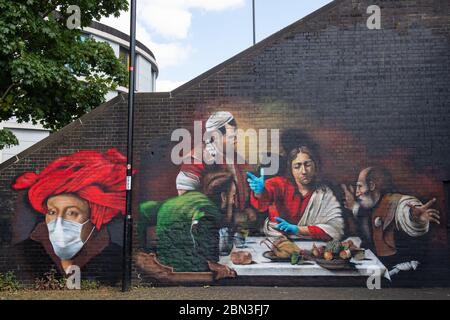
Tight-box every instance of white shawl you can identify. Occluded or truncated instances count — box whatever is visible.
[264,185,344,240]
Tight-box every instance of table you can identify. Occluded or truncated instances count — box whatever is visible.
[219,237,391,281]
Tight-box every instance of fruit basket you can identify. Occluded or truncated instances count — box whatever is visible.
[313,257,355,270]
[310,240,363,270]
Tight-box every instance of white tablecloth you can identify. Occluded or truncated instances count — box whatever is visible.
[219,237,390,280]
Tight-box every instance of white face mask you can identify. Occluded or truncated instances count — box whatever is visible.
[47,217,95,260]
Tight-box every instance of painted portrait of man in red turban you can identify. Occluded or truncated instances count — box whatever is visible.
[11,148,129,285]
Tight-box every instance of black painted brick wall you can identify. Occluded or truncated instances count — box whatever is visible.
[1,0,449,286]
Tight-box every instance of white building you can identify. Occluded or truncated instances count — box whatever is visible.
[0,21,158,163]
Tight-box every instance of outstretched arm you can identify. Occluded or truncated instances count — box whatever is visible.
[275,217,332,241]
[407,198,440,225]
[395,197,439,237]
[246,168,265,197]
[247,169,273,212]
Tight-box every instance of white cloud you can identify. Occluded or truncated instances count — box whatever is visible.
[135,24,194,69]
[99,8,193,69]
[150,42,194,69]
[99,0,245,43]
[137,0,245,39]
[185,0,245,11]
[139,2,192,39]
[98,0,244,80]
[156,79,187,92]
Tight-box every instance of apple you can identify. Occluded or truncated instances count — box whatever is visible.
[339,249,351,260]
[323,250,333,261]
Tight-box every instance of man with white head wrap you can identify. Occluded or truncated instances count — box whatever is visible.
[176,111,248,209]
[204,111,237,158]
[175,111,252,255]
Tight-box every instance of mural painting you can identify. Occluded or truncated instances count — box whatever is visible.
[7,112,443,287]
[136,111,255,282]
[10,149,129,286]
[136,110,442,286]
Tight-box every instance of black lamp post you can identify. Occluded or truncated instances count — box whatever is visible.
[122,0,137,292]
[253,0,256,45]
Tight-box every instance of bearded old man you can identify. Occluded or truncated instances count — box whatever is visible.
[342,167,440,276]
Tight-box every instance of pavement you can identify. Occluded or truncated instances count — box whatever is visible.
[2,286,450,300]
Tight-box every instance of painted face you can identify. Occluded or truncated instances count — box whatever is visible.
[205,124,237,159]
[291,152,316,186]
[356,170,377,209]
[223,123,237,152]
[46,194,93,242]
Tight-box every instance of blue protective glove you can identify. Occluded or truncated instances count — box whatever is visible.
[275,217,299,235]
[246,169,265,195]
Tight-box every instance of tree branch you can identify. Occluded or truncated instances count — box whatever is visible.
[0,83,17,102]
[41,8,58,19]
[40,0,56,19]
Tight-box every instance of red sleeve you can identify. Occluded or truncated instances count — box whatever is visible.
[249,177,282,212]
[250,191,271,212]
[307,226,332,241]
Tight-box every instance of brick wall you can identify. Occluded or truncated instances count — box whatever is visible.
[1,0,449,287]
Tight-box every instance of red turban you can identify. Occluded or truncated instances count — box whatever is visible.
[12,148,131,230]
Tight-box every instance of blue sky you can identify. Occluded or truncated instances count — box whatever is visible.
[100,0,333,91]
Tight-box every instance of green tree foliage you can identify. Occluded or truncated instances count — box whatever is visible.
[0,0,129,149]
[0,128,19,150]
